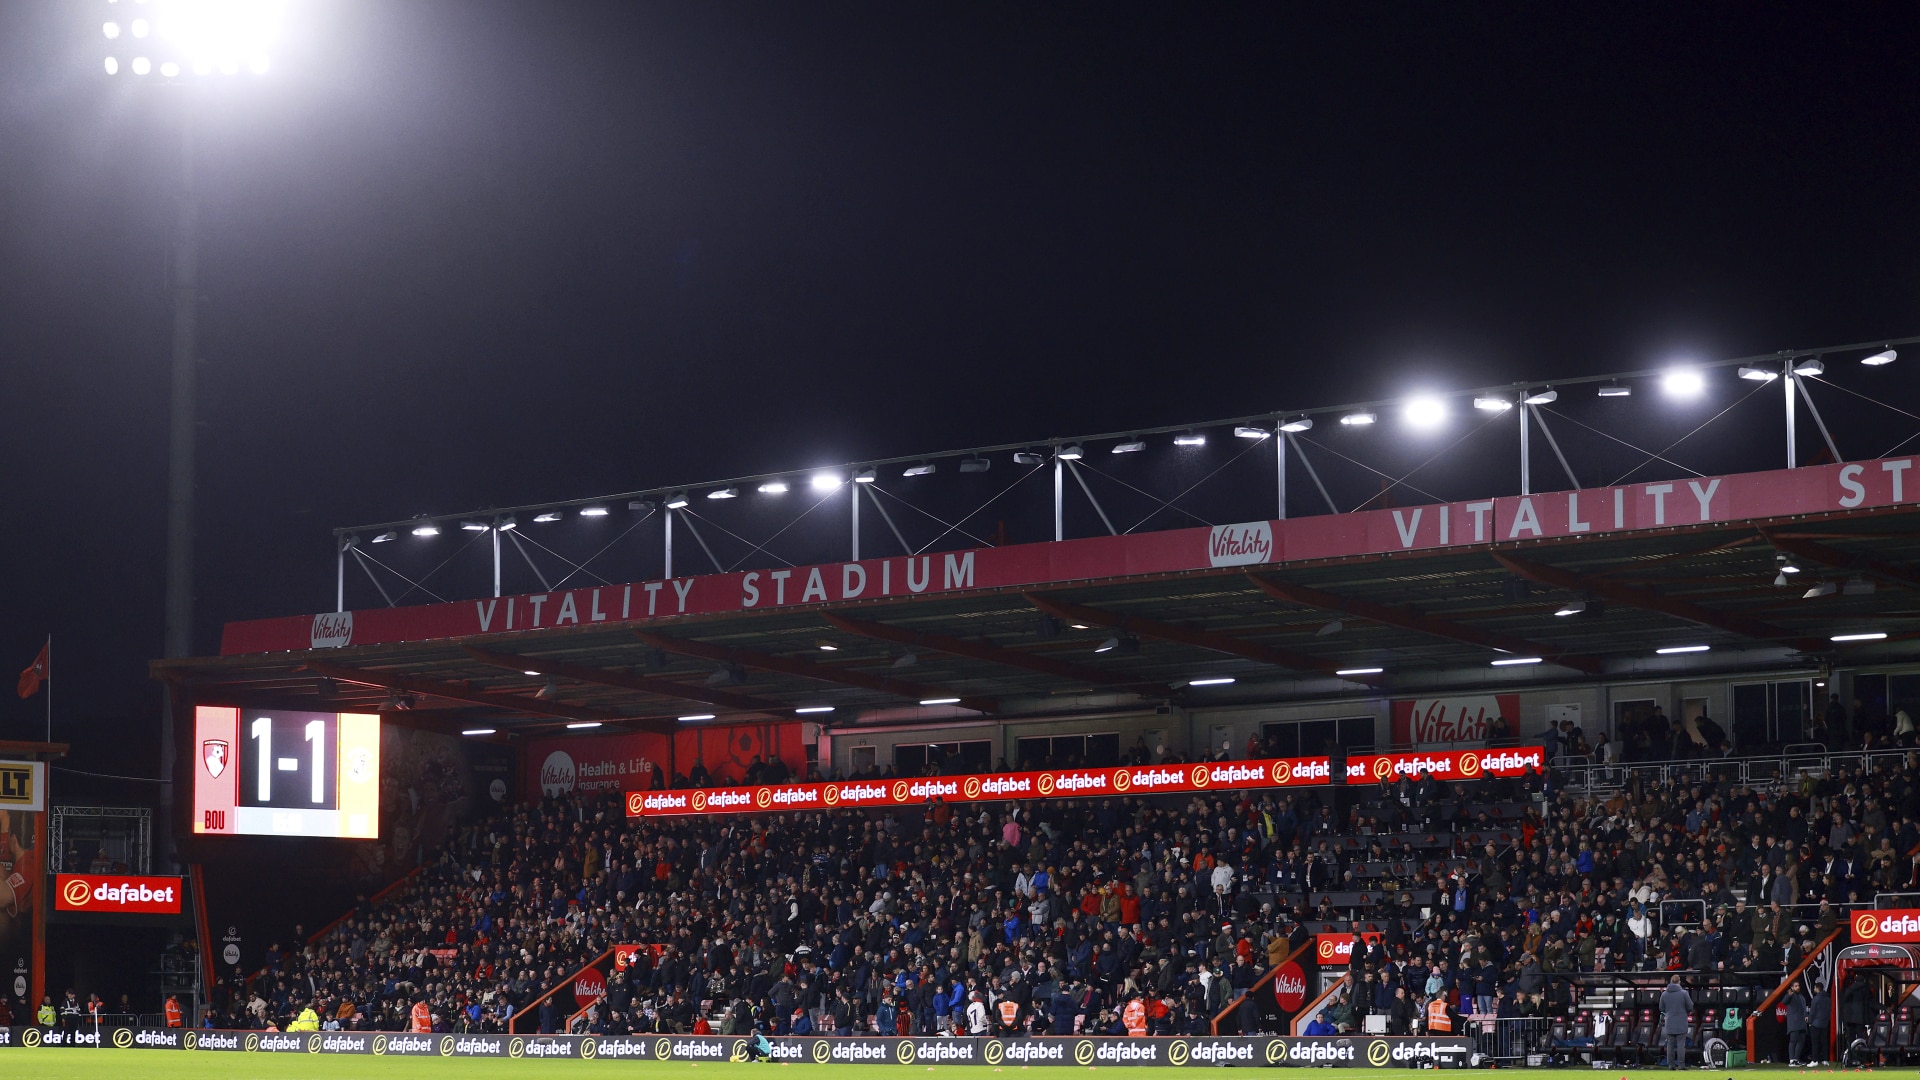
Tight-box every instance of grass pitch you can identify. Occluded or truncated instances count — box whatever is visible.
[0,1054,1837,1080]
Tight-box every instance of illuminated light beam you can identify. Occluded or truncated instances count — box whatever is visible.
[1490,553,1826,653]
[1245,575,1608,675]
[631,630,997,714]
[462,647,781,723]
[819,612,1155,692]
[1022,593,1388,688]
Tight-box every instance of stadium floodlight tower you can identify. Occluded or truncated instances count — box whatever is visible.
[103,0,284,661]
[100,0,284,870]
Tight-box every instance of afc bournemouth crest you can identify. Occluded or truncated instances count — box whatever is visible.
[204,740,230,779]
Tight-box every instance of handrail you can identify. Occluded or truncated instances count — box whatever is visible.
[242,865,427,993]
[509,947,615,1035]
[1744,925,1844,1065]
[1209,940,1305,1036]
[1290,972,1349,1036]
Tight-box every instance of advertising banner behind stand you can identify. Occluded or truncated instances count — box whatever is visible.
[0,1027,1474,1067]
[628,749,1544,819]
[52,874,185,915]
[1853,908,1920,943]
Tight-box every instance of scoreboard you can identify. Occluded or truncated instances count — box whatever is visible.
[192,706,380,838]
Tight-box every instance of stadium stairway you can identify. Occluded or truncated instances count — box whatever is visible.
[1209,939,1308,1035]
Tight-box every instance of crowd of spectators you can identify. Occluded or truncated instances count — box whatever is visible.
[207,735,1920,1045]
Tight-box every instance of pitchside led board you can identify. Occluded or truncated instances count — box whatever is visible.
[192,706,380,838]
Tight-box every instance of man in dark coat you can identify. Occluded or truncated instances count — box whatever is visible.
[1784,985,1809,1065]
[1658,976,1693,1070]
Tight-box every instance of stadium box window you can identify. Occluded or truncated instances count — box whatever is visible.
[1258,717,1372,757]
[1015,732,1119,769]
[1732,679,1812,749]
[893,740,992,774]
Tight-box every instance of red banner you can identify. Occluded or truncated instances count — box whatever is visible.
[53,873,184,915]
[1344,747,1544,785]
[525,724,805,799]
[222,457,1919,655]
[1313,932,1385,966]
[1853,909,1920,943]
[613,944,663,971]
[1391,694,1521,745]
[628,756,1338,818]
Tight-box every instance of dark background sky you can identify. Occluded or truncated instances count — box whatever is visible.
[2,2,1918,782]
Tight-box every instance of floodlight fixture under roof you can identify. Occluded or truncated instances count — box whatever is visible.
[706,487,737,500]
[1863,349,1897,366]
[1792,357,1825,376]
[532,511,562,523]
[578,506,609,516]
[757,480,789,494]
[1173,431,1207,446]
[663,493,690,509]
[411,522,440,537]
[1523,389,1558,405]
[1473,395,1514,412]
[1339,410,1376,426]
[811,471,844,491]
[1056,444,1084,460]
[1234,426,1272,439]
[959,456,990,473]
[1738,365,1779,381]
[1012,451,1045,465]
[1111,438,1146,454]
[851,468,876,484]
[1278,416,1314,432]
[1661,368,1705,398]
[1597,382,1631,397]
[902,462,936,477]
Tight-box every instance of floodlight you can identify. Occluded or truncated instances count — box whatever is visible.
[104,22,121,39]
[1012,451,1045,465]
[1173,431,1207,446]
[105,57,120,74]
[1402,396,1447,428]
[411,523,440,537]
[160,61,179,77]
[1279,417,1314,432]
[628,500,653,511]
[1473,396,1513,412]
[494,515,518,530]
[533,511,562,522]
[706,487,738,500]
[1234,426,1272,439]
[578,506,609,516]
[1315,619,1344,637]
[1844,577,1876,596]
[1057,445,1084,460]
[816,641,838,651]
[902,462,936,477]
[1863,349,1897,366]
[1738,365,1778,381]
[535,679,559,700]
[1553,601,1586,617]
[1792,358,1825,376]
[663,494,689,509]
[811,472,843,491]
[1094,635,1138,654]
[371,531,396,543]
[1339,411,1376,426]
[959,456,991,473]
[1661,369,1704,398]
[132,56,151,74]
[758,480,789,494]
[148,0,283,78]
[132,19,149,37]
[851,468,875,484]
[1597,382,1630,398]
[1112,439,1146,454]
[1802,581,1837,599]
[1655,645,1710,655]
[1523,389,1557,405]
[460,521,488,532]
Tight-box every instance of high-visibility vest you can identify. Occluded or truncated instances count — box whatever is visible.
[411,1002,432,1032]
[37,1005,56,1026]
[997,999,1019,1026]
[164,999,183,1027]
[1427,998,1452,1033]
[1122,999,1147,1036]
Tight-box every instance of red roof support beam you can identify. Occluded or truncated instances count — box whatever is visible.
[1761,530,1920,593]
[302,658,636,727]
[631,630,998,715]
[1246,574,1608,675]
[1023,593,1388,689]
[463,647,778,725]
[1490,552,1827,653]
[819,612,1157,693]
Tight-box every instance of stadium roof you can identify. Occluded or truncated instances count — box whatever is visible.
[153,456,1920,738]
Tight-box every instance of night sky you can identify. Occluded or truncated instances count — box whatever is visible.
[2,3,1918,784]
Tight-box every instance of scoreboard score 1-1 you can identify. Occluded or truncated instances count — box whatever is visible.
[192,706,380,838]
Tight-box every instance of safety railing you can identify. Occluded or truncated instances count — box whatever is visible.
[1472,1016,1551,1063]
[1556,745,1919,796]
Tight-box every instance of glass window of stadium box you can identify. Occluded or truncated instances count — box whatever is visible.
[892,739,992,774]
[1732,679,1812,748]
[1015,732,1119,769]
[1258,717,1373,757]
